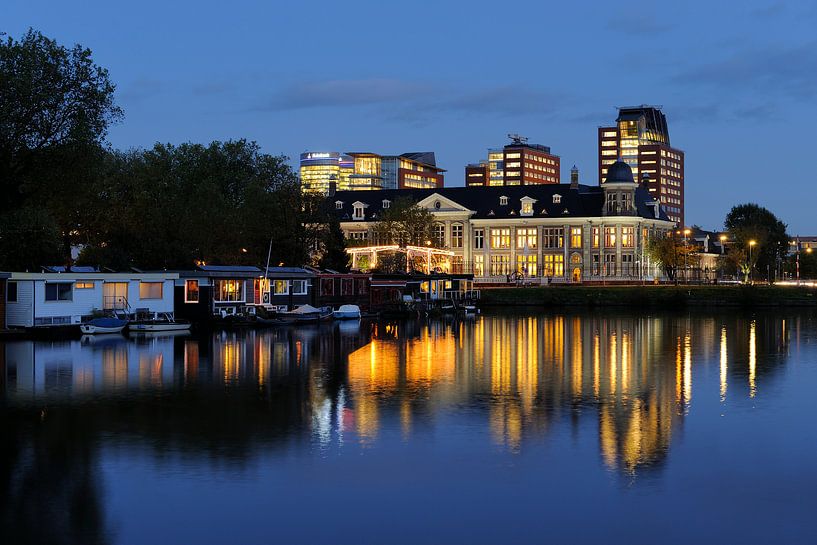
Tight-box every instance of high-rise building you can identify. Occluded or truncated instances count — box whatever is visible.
[598,106,685,225]
[300,152,354,193]
[302,151,444,192]
[465,135,560,187]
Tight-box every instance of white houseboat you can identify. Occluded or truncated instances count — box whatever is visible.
[3,272,178,329]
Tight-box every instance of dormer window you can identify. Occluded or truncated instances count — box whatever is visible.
[335,201,344,210]
[382,199,391,209]
[552,194,562,204]
[520,196,537,216]
[499,196,508,206]
[352,201,368,220]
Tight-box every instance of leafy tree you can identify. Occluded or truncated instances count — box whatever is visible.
[0,207,64,271]
[372,197,436,247]
[318,215,350,272]
[646,234,698,281]
[724,204,788,282]
[0,28,122,211]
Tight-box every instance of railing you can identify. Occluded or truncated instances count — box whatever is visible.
[103,296,129,311]
[441,289,480,300]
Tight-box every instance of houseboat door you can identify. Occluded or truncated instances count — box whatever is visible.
[103,282,129,310]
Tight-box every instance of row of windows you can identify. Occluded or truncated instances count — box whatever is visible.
[6,281,166,303]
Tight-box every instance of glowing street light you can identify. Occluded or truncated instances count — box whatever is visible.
[748,240,757,283]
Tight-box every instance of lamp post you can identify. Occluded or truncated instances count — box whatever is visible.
[748,240,757,284]
[683,228,691,284]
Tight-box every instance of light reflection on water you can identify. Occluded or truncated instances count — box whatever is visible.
[2,310,816,545]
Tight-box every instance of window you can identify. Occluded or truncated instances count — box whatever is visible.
[621,254,634,276]
[516,228,537,249]
[517,255,538,276]
[621,227,635,248]
[552,194,562,204]
[543,254,564,277]
[452,256,464,274]
[433,223,446,246]
[604,254,617,276]
[491,228,511,249]
[214,279,244,302]
[622,192,633,212]
[320,278,335,296]
[570,227,582,248]
[185,280,200,303]
[341,279,353,295]
[474,255,484,277]
[139,282,163,300]
[505,152,521,159]
[499,196,508,206]
[353,204,365,220]
[605,227,617,248]
[273,280,289,295]
[592,254,600,275]
[474,228,484,249]
[7,281,17,303]
[542,228,563,249]
[490,255,511,276]
[451,223,463,248]
[75,281,94,289]
[606,193,617,213]
[382,199,390,209]
[335,201,344,210]
[356,278,368,295]
[592,227,600,248]
[521,201,533,216]
[45,283,72,302]
[292,279,308,295]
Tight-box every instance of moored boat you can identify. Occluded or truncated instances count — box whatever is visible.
[80,317,129,334]
[333,304,361,320]
[278,304,333,324]
[129,313,192,333]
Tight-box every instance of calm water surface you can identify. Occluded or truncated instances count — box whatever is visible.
[2,310,817,544]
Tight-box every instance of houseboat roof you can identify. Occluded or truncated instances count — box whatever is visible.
[263,267,315,278]
[175,265,264,279]
[5,272,178,280]
[42,265,100,273]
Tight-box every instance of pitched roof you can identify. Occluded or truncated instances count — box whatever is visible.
[332,184,670,222]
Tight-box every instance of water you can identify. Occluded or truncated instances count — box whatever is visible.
[2,310,816,545]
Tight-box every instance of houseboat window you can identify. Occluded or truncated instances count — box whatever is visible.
[356,278,368,295]
[215,279,244,302]
[185,280,199,303]
[341,279,353,295]
[420,281,429,293]
[139,282,164,299]
[7,281,17,302]
[45,283,72,301]
[292,280,308,295]
[273,280,288,295]
[75,281,95,289]
[320,278,334,296]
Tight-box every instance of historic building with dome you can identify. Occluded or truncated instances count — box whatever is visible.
[332,161,676,283]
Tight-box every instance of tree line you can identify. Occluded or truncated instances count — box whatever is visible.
[0,29,349,272]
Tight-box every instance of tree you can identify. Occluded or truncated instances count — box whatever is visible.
[317,215,350,272]
[372,198,435,247]
[0,29,122,211]
[0,206,64,271]
[724,204,788,282]
[646,234,698,281]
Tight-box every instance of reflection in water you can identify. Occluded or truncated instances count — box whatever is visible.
[0,311,804,543]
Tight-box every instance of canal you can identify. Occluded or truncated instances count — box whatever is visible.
[2,310,816,544]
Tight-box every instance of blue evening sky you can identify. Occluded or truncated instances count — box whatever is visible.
[3,1,815,232]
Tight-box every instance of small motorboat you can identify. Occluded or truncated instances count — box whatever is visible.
[333,304,361,320]
[129,313,192,333]
[80,317,128,334]
[278,304,334,324]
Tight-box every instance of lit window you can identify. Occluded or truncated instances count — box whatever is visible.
[516,228,538,250]
[75,281,95,289]
[621,227,635,248]
[570,227,582,248]
[185,280,200,303]
[542,254,564,277]
[139,282,163,299]
[214,279,244,302]
[605,227,617,248]
[273,280,289,295]
[491,228,511,249]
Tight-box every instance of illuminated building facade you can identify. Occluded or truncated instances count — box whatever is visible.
[598,106,685,226]
[334,160,674,283]
[465,137,560,187]
[302,151,445,192]
[300,152,354,193]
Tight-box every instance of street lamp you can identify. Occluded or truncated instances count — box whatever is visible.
[683,228,691,284]
[748,240,757,283]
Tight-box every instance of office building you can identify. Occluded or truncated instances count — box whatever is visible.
[598,106,685,225]
[302,151,444,192]
[465,135,560,187]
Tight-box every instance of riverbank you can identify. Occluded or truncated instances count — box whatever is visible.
[479,285,817,307]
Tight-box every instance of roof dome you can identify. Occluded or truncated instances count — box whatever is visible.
[604,160,635,184]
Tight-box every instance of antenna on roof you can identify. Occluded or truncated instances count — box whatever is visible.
[507,133,528,145]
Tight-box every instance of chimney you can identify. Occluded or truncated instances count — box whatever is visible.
[570,165,579,190]
[328,180,336,197]
[641,172,650,189]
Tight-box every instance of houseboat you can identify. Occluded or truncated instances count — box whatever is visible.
[175,265,316,324]
[3,272,178,330]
